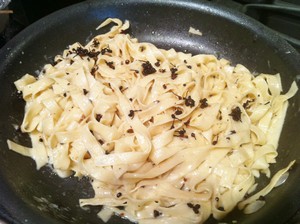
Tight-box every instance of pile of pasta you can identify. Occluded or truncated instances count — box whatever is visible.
[8,18,298,224]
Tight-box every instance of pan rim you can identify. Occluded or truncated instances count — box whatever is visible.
[0,1,299,224]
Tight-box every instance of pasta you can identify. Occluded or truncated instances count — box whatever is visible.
[7,18,298,224]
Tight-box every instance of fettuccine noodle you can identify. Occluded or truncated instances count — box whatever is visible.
[7,18,298,224]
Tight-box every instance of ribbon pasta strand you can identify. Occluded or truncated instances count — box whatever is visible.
[7,18,298,224]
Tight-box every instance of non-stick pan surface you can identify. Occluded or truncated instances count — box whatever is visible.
[0,0,299,224]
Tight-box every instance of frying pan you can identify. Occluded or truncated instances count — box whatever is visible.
[0,0,299,223]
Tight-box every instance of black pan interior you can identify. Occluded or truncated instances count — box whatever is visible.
[0,0,299,224]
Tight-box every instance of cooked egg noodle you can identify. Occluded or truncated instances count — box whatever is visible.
[7,18,298,224]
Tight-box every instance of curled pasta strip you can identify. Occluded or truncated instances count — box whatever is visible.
[7,18,298,224]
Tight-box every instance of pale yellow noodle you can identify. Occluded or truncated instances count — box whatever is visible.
[7,18,298,224]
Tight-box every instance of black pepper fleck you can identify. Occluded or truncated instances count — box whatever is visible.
[153,210,161,218]
[185,96,195,107]
[175,109,182,115]
[83,89,89,95]
[149,116,154,123]
[218,206,225,211]
[120,29,129,34]
[171,73,177,80]
[127,128,134,133]
[128,109,141,119]
[187,203,201,214]
[170,67,178,80]
[170,68,178,73]
[101,47,112,55]
[229,107,242,122]
[106,61,115,69]
[128,110,135,119]
[193,204,201,214]
[191,133,196,139]
[199,98,209,109]
[116,192,122,198]
[142,61,156,76]
[92,39,100,47]
[243,99,254,109]
[184,119,190,126]
[96,114,102,122]
[73,47,100,59]
[91,66,97,76]
[187,203,194,208]
[175,129,187,138]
